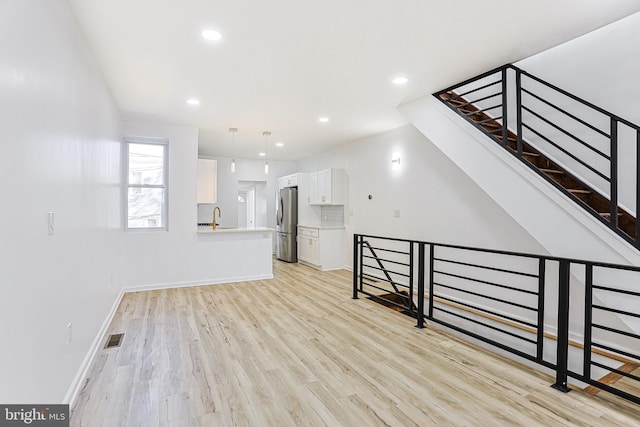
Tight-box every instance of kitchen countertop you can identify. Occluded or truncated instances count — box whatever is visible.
[197,226,274,234]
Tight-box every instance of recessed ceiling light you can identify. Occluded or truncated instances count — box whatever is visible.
[392,76,409,85]
[202,30,222,41]
[186,98,200,105]
[275,142,284,147]
[318,117,330,123]
[259,152,266,157]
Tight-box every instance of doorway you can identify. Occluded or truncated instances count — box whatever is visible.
[238,181,266,228]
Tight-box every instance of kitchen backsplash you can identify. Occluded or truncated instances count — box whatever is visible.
[320,205,344,227]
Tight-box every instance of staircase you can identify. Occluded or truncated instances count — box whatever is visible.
[435,65,640,250]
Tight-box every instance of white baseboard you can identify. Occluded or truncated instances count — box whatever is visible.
[123,274,274,293]
[63,288,125,407]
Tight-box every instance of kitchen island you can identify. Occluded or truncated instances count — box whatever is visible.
[124,227,274,292]
[195,226,274,281]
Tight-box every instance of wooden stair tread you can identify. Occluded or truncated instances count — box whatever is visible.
[567,189,591,194]
[600,212,624,217]
[481,122,501,128]
[540,168,565,175]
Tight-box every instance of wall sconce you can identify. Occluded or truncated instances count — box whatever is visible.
[229,128,238,173]
[263,131,271,175]
[391,152,401,169]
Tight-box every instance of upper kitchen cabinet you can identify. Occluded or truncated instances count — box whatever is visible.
[197,159,217,204]
[277,173,301,190]
[308,168,345,205]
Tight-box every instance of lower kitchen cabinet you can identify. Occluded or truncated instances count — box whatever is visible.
[297,226,345,271]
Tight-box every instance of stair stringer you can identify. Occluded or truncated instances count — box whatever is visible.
[399,94,640,342]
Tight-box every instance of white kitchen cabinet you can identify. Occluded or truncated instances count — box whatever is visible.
[197,159,217,204]
[278,173,298,189]
[297,226,344,270]
[297,226,319,265]
[308,168,345,205]
[308,172,318,204]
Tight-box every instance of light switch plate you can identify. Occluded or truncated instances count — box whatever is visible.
[394,209,400,218]
[48,212,55,235]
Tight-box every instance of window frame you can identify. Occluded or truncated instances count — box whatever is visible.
[124,137,169,232]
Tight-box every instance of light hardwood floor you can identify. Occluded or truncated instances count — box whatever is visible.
[71,260,640,426]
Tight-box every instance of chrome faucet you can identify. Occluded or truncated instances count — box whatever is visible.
[212,206,221,230]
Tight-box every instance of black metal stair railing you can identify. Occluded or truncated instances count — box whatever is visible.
[434,64,640,249]
[352,238,417,315]
[353,233,640,406]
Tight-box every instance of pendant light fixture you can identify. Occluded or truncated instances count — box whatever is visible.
[229,128,237,173]
[263,131,271,175]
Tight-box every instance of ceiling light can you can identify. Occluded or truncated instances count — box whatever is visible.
[202,30,222,41]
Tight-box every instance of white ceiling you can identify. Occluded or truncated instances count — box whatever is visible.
[67,0,640,162]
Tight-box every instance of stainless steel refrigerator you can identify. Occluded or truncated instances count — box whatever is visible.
[276,187,298,262]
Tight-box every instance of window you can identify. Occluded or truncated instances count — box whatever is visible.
[126,138,168,230]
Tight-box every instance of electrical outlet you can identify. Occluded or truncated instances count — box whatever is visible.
[66,322,72,345]
[48,212,55,235]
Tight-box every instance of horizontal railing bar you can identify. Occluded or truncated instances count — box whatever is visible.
[463,109,491,117]
[449,79,502,100]
[355,234,640,272]
[362,254,411,267]
[463,104,502,116]
[362,244,410,256]
[476,116,503,125]
[591,361,640,383]
[454,92,501,109]
[361,273,410,290]
[592,342,640,363]
[435,294,538,329]
[516,65,640,132]
[430,316,555,369]
[593,305,640,319]
[521,87,611,139]
[360,280,409,295]
[362,270,406,282]
[434,257,538,278]
[434,306,538,344]
[434,270,538,295]
[437,64,508,95]
[592,284,640,298]
[362,264,411,278]
[521,123,611,181]
[522,105,611,160]
[428,291,638,364]
[433,282,537,311]
[567,371,640,405]
[592,323,640,341]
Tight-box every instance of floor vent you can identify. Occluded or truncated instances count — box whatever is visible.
[104,333,124,349]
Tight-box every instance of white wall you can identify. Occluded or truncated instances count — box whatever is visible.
[297,124,549,270]
[516,11,640,215]
[0,0,123,402]
[517,11,640,126]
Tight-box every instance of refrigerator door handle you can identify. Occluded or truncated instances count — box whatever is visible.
[279,197,284,225]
